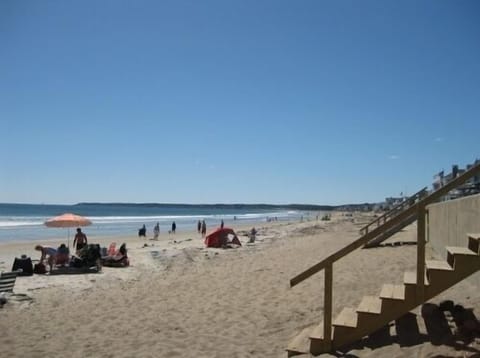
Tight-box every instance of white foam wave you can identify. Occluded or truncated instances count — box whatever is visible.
[0,221,44,228]
[0,210,300,228]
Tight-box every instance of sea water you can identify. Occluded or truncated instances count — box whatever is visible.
[0,203,307,243]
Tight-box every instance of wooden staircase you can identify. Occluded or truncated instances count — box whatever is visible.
[360,187,428,248]
[287,161,480,356]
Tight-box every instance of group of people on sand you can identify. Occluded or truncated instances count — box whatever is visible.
[137,219,258,245]
[35,228,88,271]
[142,220,209,239]
[197,220,207,236]
[140,222,177,239]
[35,228,129,272]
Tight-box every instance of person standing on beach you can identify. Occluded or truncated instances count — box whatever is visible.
[153,222,160,239]
[201,220,207,237]
[73,228,88,253]
[220,219,224,229]
[171,221,176,234]
[197,220,201,233]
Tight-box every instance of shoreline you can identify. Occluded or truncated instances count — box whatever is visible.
[0,209,321,243]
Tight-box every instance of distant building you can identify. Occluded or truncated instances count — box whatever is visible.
[432,160,480,200]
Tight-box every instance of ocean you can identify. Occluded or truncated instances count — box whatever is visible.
[0,203,309,243]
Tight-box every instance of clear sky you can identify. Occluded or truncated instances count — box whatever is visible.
[1,1,479,205]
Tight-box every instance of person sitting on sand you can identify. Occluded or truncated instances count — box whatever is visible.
[101,243,129,267]
[73,228,88,253]
[249,227,257,243]
[56,243,70,266]
[35,245,57,272]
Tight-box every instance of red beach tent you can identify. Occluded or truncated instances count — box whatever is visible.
[205,227,242,248]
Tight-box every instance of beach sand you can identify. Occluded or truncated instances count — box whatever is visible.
[1,212,479,357]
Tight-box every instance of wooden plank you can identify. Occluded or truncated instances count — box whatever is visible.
[357,296,382,314]
[380,284,394,299]
[416,204,426,302]
[333,307,358,328]
[323,263,332,350]
[286,325,315,354]
[404,271,429,285]
[468,235,480,254]
[392,284,405,300]
[426,260,453,271]
[309,324,324,340]
[467,233,480,240]
[446,246,477,256]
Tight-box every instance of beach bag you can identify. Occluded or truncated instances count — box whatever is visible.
[12,256,34,276]
[33,263,46,274]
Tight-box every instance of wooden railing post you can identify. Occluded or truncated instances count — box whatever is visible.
[416,203,426,302]
[323,261,333,350]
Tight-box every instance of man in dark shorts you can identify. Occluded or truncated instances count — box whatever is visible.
[73,228,88,253]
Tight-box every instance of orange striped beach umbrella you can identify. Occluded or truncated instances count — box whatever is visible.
[44,213,92,248]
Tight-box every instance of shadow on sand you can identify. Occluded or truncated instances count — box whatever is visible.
[331,301,480,357]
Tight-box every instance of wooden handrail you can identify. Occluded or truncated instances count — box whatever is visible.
[360,187,428,235]
[290,160,480,288]
[290,203,419,287]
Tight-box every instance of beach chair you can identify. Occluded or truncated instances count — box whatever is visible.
[0,270,21,294]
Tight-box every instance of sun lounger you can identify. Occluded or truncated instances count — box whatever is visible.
[0,270,21,293]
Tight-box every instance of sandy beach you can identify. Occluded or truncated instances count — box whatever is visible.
[1,212,479,357]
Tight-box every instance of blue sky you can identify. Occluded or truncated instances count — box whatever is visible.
[1,0,479,205]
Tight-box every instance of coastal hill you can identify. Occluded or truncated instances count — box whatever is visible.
[74,202,374,212]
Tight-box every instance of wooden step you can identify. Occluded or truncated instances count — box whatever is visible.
[286,325,316,356]
[403,271,429,285]
[333,307,358,328]
[331,307,360,348]
[380,284,405,300]
[425,260,453,271]
[446,246,478,267]
[309,323,333,355]
[357,296,382,314]
[467,233,480,254]
[309,324,324,340]
[467,233,480,240]
[446,246,477,256]
[425,260,455,285]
